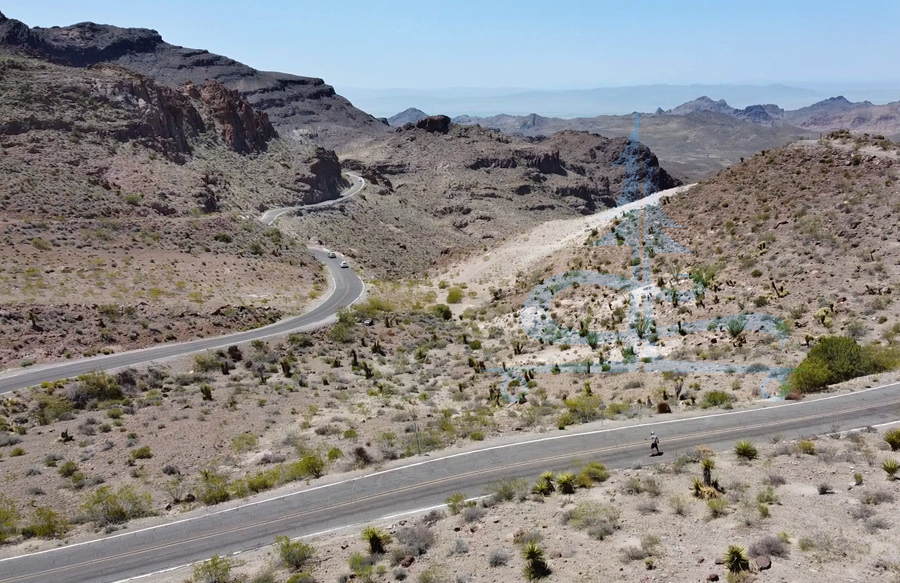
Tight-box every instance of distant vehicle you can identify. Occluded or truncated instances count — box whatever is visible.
[362,318,374,326]
[340,261,349,268]
[327,251,337,258]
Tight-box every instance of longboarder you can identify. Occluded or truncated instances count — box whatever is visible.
[649,431,660,456]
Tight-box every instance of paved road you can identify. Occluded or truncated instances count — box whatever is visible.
[259,172,365,225]
[0,175,368,395]
[1,382,898,583]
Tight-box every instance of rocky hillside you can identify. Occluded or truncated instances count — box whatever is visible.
[783,96,900,138]
[387,107,429,127]
[454,111,815,180]
[0,53,344,367]
[0,11,389,149]
[281,121,678,279]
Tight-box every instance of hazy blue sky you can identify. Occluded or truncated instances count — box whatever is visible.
[4,0,898,90]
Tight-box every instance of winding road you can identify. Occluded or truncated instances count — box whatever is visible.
[0,174,367,396]
[0,170,898,583]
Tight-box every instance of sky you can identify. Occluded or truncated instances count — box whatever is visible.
[4,0,899,92]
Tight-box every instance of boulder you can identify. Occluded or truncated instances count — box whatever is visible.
[755,555,771,570]
[707,575,719,582]
[415,115,451,134]
[400,556,415,568]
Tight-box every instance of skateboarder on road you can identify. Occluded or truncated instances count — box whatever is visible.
[649,431,660,456]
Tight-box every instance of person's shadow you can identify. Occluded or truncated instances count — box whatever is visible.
[650,450,664,457]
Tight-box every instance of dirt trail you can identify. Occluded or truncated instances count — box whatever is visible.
[440,183,695,294]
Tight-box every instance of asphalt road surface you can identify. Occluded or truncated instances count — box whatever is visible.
[259,172,365,225]
[1,381,898,583]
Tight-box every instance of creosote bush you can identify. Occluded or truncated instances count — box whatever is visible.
[276,535,315,571]
[81,485,153,527]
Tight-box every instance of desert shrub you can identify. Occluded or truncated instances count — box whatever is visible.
[562,394,603,423]
[881,459,899,479]
[860,489,895,505]
[69,371,123,408]
[352,446,372,467]
[196,469,232,505]
[445,493,470,515]
[701,390,732,409]
[431,304,452,320]
[817,483,834,495]
[532,471,556,496]
[20,507,68,539]
[362,526,391,554]
[295,453,326,478]
[620,535,661,562]
[763,473,786,487]
[707,498,728,518]
[576,461,610,488]
[232,432,259,453]
[734,441,758,461]
[276,535,315,571]
[488,548,510,567]
[797,440,816,455]
[849,504,875,520]
[486,478,528,502]
[885,428,900,451]
[449,538,469,555]
[462,505,486,523]
[446,288,463,304]
[193,352,221,373]
[789,336,898,393]
[192,554,233,583]
[395,524,435,556]
[81,485,153,526]
[0,496,18,543]
[749,535,788,558]
[284,573,315,583]
[58,460,79,478]
[668,495,687,515]
[564,501,620,540]
[756,486,779,504]
[129,446,153,462]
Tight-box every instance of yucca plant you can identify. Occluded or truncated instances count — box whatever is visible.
[885,428,900,451]
[734,440,758,461]
[361,526,390,554]
[522,541,552,580]
[556,473,577,494]
[723,545,750,573]
[701,457,715,487]
[532,472,556,496]
[882,458,900,480]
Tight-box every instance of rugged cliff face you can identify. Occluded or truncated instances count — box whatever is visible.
[193,80,277,155]
[0,12,388,149]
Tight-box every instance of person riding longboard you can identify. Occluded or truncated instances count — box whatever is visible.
[649,431,660,456]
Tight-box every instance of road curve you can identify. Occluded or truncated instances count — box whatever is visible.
[1,381,898,583]
[259,172,365,225]
[0,177,368,395]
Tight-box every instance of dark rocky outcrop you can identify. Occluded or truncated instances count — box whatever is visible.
[520,150,566,175]
[0,12,386,147]
[415,115,451,133]
[195,81,277,154]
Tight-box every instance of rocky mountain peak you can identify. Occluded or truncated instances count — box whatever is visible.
[195,80,278,154]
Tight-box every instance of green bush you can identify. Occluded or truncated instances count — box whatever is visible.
[71,371,123,408]
[445,492,469,515]
[193,352,221,373]
[446,287,463,304]
[562,394,603,424]
[734,441,758,461]
[576,462,610,488]
[232,432,258,454]
[197,469,232,505]
[276,535,315,570]
[707,498,728,518]
[0,495,17,543]
[789,336,900,393]
[701,390,732,409]
[432,304,452,320]
[81,485,153,526]
[723,545,750,574]
[58,460,79,478]
[21,507,68,539]
[192,554,233,583]
[557,473,577,494]
[129,446,153,462]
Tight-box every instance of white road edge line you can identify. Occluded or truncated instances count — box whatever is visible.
[2,378,897,565]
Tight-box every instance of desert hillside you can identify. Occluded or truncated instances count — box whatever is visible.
[282,120,679,279]
[0,54,348,367]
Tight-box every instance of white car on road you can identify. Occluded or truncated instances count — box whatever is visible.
[340,261,349,268]
[328,251,337,258]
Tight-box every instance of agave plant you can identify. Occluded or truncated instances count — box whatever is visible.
[522,541,552,580]
[883,458,900,480]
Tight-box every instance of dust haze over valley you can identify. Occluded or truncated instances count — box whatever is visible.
[1,5,900,583]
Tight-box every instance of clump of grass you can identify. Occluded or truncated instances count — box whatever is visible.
[707,498,728,518]
[562,501,620,540]
[797,440,816,455]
